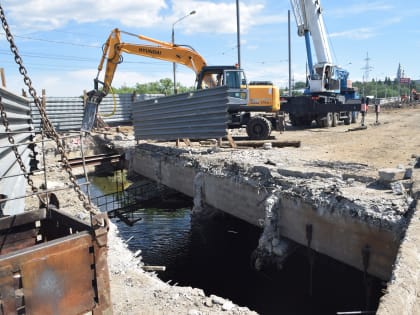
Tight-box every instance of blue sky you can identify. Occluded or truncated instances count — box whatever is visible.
[0,0,418,97]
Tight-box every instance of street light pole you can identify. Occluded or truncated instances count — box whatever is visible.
[172,10,196,94]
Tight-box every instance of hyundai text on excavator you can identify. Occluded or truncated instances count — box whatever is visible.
[83,28,281,139]
[282,0,361,127]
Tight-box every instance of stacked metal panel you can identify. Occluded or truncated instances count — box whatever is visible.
[99,93,164,124]
[98,94,132,124]
[0,88,33,215]
[132,86,230,141]
[31,94,163,131]
[31,96,84,131]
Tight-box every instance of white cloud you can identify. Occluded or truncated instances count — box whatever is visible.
[170,1,265,34]
[326,1,393,17]
[1,0,278,35]
[2,0,167,31]
[329,28,377,40]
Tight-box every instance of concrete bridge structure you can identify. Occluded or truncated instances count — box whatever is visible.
[129,143,412,281]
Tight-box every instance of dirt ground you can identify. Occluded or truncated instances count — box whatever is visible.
[24,105,420,314]
[270,106,420,172]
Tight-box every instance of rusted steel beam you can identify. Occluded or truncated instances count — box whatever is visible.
[0,208,46,230]
[64,153,123,168]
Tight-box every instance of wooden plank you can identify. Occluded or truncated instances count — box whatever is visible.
[226,133,237,148]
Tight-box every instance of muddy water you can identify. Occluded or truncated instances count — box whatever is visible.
[83,174,384,315]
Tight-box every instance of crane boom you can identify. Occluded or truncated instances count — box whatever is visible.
[290,0,344,94]
[290,0,332,66]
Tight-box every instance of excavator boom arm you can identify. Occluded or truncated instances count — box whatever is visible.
[96,28,207,96]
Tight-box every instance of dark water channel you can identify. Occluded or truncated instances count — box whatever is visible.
[81,173,384,315]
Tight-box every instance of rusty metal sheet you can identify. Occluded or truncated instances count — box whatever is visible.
[0,209,112,314]
[0,228,37,255]
[0,208,46,230]
[0,266,16,314]
[21,234,95,315]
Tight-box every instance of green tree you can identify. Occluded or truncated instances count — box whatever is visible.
[294,81,307,89]
[112,78,193,95]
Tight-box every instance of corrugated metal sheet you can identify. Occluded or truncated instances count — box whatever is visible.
[31,96,84,131]
[31,93,163,131]
[132,86,234,141]
[0,87,33,215]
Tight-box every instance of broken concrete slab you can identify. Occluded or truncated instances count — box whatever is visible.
[378,168,406,184]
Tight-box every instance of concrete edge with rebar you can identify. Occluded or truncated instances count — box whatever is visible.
[376,167,420,314]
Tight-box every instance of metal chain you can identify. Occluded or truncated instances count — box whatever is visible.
[0,5,95,214]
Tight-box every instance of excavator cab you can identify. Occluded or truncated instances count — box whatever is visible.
[196,65,248,101]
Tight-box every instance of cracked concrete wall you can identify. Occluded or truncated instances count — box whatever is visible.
[377,168,420,314]
[252,193,295,270]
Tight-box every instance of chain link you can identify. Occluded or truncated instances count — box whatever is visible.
[0,5,95,214]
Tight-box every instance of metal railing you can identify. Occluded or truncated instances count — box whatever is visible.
[90,181,166,226]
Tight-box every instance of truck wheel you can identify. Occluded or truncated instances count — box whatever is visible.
[318,113,332,128]
[326,113,333,127]
[246,116,272,140]
[343,112,351,125]
[332,113,338,127]
[351,111,358,124]
[289,114,298,126]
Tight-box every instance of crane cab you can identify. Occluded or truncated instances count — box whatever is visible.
[308,63,341,94]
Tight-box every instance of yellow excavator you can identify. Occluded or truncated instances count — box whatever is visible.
[85,28,281,139]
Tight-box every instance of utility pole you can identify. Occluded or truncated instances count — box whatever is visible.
[236,0,241,67]
[288,10,292,95]
[397,63,402,101]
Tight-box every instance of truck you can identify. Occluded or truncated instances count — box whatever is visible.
[83,28,281,139]
[282,0,360,127]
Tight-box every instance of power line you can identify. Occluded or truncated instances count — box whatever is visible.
[0,50,172,66]
[0,32,99,48]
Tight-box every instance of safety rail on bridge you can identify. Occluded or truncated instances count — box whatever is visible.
[90,181,167,226]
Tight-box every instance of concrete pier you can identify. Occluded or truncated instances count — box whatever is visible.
[130,143,411,281]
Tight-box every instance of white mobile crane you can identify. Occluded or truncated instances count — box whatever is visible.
[282,0,360,127]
